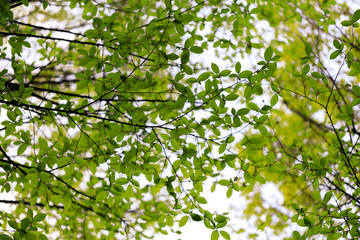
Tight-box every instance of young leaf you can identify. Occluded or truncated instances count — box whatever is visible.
[211,230,219,240]
[33,213,46,222]
[264,46,273,61]
[220,230,231,240]
[270,94,278,106]
[179,216,189,227]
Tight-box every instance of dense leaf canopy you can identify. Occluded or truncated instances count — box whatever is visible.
[0,0,360,239]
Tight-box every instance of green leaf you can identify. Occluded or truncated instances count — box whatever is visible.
[84,29,98,38]
[38,234,49,240]
[8,220,19,230]
[20,0,29,6]
[175,23,185,35]
[175,83,187,93]
[190,213,202,221]
[211,230,219,240]
[330,50,340,59]
[264,46,273,61]
[247,102,259,111]
[167,53,179,60]
[302,64,310,75]
[211,63,220,73]
[220,70,231,77]
[180,13,194,23]
[237,108,250,115]
[0,234,13,240]
[95,191,108,202]
[270,94,278,106]
[181,49,190,64]
[341,20,352,26]
[198,72,210,81]
[33,213,46,222]
[197,197,208,204]
[255,174,266,184]
[220,230,231,240]
[305,43,312,57]
[323,192,332,203]
[158,202,170,213]
[219,143,226,154]
[190,46,204,54]
[17,143,27,155]
[218,179,230,186]
[225,93,239,101]
[20,218,30,230]
[226,187,233,198]
[351,9,360,22]
[353,85,360,96]
[239,70,252,78]
[270,163,287,173]
[179,215,189,227]
[333,39,341,49]
[304,217,312,227]
[235,62,241,73]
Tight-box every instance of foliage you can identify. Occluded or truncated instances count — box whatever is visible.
[0,0,359,239]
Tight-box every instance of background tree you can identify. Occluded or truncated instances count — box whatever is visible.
[0,0,359,239]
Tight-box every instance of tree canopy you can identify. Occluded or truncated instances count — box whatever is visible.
[0,0,360,239]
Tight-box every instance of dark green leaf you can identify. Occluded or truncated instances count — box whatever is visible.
[181,49,190,64]
[190,213,202,221]
[352,9,360,22]
[8,221,19,230]
[333,39,341,49]
[341,20,352,26]
[0,234,13,240]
